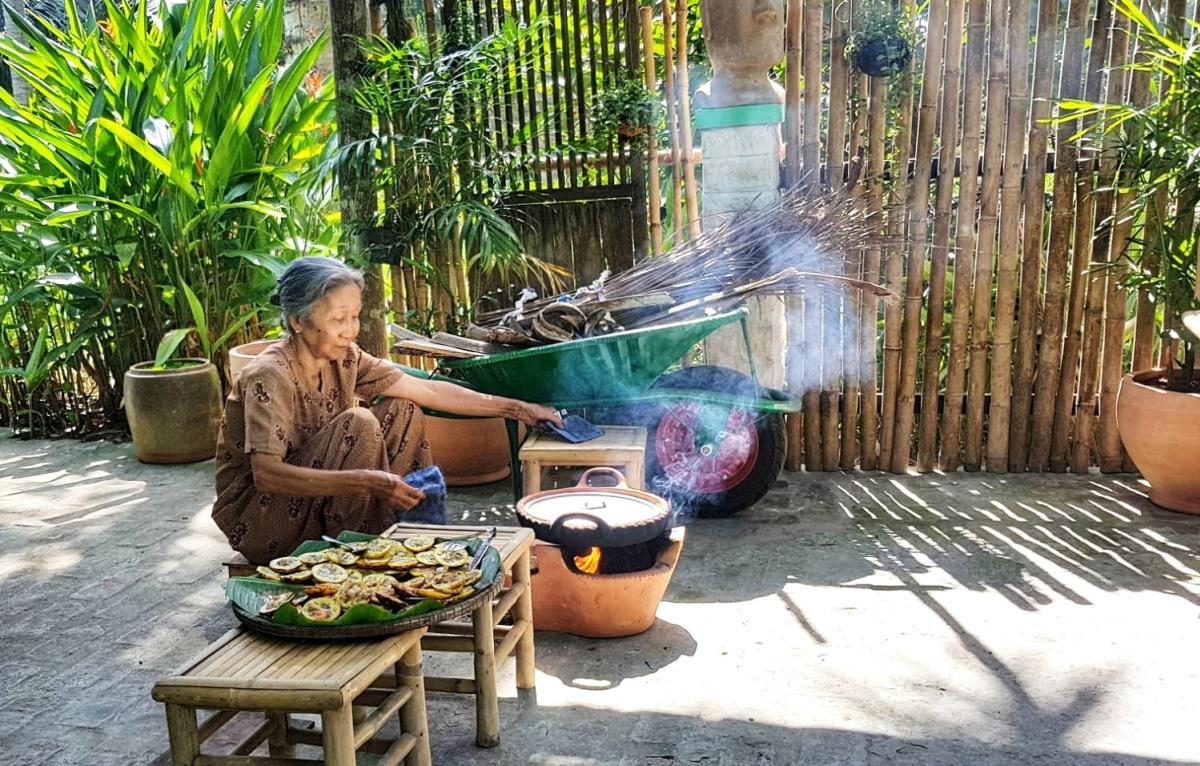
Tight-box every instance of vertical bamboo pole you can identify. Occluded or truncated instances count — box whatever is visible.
[640,7,663,256]
[889,0,949,473]
[1009,0,1062,470]
[1031,0,1091,472]
[963,0,1009,471]
[1097,11,1140,472]
[661,0,685,246]
[675,0,700,238]
[829,0,859,469]
[939,0,987,471]
[859,76,886,470]
[784,0,805,469]
[879,0,917,463]
[1071,0,1121,473]
[984,0,1031,471]
[916,0,965,471]
[803,293,824,469]
[801,0,822,190]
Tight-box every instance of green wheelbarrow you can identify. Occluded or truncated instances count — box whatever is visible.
[399,308,801,517]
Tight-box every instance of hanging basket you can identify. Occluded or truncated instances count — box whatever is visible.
[850,36,912,78]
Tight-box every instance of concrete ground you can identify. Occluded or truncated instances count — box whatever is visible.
[1,430,1198,766]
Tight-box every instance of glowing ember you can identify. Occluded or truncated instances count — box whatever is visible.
[574,547,602,574]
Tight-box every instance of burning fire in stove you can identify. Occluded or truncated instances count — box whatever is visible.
[573,546,603,575]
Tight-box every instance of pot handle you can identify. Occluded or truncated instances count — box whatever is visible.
[576,467,628,489]
[549,512,613,541]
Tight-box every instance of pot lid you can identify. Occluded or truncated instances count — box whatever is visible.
[521,489,666,529]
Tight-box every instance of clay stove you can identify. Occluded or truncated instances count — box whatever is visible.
[530,526,685,638]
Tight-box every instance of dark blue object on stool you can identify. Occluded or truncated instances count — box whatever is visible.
[398,465,447,524]
[546,414,605,444]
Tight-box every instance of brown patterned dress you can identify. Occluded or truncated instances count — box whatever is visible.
[213,340,432,563]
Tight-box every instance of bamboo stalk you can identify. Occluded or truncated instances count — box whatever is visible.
[916,0,965,471]
[1049,173,1096,470]
[878,0,917,463]
[963,0,1009,471]
[661,0,685,246]
[889,0,949,473]
[827,0,855,469]
[1029,0,1091,471]
[984,0,1032,471]
[801,0,822,191]
[803,292,823,469]
[1008,0,1063,470]
[1071,0,1121,474]
[859,75,887,470]
[1097,11,1141,472]
[784,0,803,188]
[675,0,700,238]
[938,0,988,471]
[640,7,663,255]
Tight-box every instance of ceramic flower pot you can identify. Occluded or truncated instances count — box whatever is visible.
[228,339,280,386]
[425,415,514,487]
[124,360,222,464]
[1116,370,1200,514]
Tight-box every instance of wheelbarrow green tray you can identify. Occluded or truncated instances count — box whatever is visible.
[225,530,503,640]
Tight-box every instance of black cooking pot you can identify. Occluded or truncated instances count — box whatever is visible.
[516,468,674,548]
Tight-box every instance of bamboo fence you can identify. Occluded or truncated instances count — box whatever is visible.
[389,0,1174,475]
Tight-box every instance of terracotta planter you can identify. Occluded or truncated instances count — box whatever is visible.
[425,415,513,487]
[228,339,280,386]
[1117,370,1200,514]
[124,360,222,464]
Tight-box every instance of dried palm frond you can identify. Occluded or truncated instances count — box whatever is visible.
[476,188,895,331]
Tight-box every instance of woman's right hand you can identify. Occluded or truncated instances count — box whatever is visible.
[365,470,425,511]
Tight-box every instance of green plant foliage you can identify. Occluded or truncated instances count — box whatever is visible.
[0,0,338,435]
[1055,0,1200,391]
[341,14,567,335]
[591,73,660,151]
[845,0,916,78]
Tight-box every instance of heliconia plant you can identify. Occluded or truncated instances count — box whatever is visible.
[0,0,339,435]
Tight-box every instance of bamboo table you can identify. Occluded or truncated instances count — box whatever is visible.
[223,523,536,748]
[518,425,648,493]
[151,627,431,766]
[381,522,536,748]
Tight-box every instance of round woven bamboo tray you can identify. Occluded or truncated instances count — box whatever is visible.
[231,575,504,641]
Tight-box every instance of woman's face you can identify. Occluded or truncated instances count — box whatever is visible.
[292,284,362,361]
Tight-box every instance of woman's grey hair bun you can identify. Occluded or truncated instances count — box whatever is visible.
[271,256,365,332]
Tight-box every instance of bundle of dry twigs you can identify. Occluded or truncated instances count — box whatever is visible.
[476,188,894,332]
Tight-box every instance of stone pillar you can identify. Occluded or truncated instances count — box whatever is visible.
[694,0,788,388]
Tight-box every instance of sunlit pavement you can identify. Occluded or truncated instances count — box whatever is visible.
[2,429,1198,765]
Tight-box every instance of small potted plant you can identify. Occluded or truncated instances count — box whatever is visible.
[845,0,915,78]
[124,326,223,464]
[1058,0,1200,513]
[591,74,658,149]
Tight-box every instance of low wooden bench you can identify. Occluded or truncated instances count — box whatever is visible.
[224,523,536,748]
[152,627,430,766]
[518,425,648,492]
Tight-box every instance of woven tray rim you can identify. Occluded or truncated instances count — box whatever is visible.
[231,575,503,640]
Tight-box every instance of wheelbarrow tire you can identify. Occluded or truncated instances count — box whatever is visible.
[604,365,785,518]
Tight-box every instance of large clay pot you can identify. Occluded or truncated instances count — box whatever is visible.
[1116,370,1200,514]
[124,360,222,464]
[425,415,513,487]
[228,339,280,385]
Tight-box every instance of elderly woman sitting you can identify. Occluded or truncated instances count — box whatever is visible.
[213,256,560,563]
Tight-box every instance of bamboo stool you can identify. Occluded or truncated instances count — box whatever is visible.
[151,627,431,766]
[222,523,536,748]
[518,425,648,493]
[381,522,536,748]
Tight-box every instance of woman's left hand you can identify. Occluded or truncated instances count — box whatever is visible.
[515,402,563,429]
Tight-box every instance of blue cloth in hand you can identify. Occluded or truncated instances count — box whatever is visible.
[399,465,447,525]
[546,414,605,444]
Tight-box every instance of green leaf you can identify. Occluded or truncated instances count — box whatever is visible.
[179,281,210,358]
[154,327,195,367]
[94,117,199,203]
